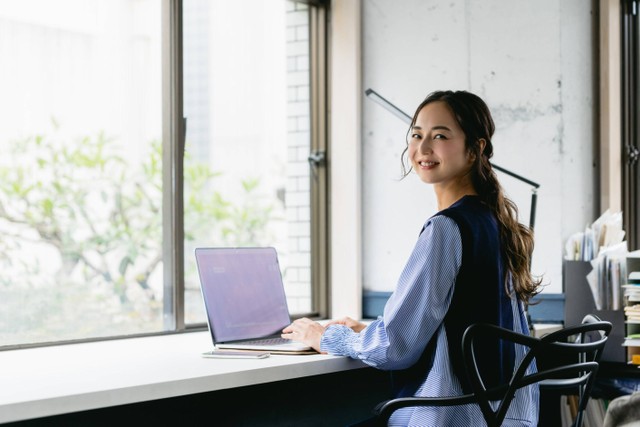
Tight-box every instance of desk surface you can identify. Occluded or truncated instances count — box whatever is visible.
[0,331,367,424]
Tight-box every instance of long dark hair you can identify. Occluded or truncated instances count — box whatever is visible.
[402,90,541,303]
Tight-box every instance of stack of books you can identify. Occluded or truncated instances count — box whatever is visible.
[624,304,640,324]
[623,270,640,364]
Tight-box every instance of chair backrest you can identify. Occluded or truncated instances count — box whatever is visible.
[463,315,612,427]
[538,314,612,427]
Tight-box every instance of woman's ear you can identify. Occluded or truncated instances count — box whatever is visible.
[468,139,486,162]
[477,138,487,154]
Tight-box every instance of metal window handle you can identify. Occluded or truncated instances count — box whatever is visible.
[308,150,326,180]
[627,145,640,166]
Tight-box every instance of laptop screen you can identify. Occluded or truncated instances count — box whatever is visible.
[195,247,292,343]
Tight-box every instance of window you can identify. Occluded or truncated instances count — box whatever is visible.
[182,0,327,324]
[0,0,163,345]
[622,0,639,250]
[0,0,328,348]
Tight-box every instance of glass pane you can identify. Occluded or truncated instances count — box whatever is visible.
[0,0,163,346]
[183,0,312,324]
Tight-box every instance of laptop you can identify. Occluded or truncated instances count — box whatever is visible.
[195,247,312,352]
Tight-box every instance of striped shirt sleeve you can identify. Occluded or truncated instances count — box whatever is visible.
[320,215,462,370]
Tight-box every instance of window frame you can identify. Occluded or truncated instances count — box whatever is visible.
[156,0,333,329]
[308,2,329,320]
[162,0,185,332]
[621,0,639,250]
[1,0,330,350]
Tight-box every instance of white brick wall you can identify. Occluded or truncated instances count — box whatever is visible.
[285,1,311,313]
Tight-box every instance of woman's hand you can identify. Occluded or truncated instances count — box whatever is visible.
[281,318,326,353]
[324,316,367,333]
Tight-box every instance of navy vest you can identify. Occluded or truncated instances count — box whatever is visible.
[391,195,516,397]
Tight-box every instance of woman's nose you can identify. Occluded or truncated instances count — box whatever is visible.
[419,140,432,154]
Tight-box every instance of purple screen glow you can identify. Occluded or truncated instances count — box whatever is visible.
[195,247,291,343]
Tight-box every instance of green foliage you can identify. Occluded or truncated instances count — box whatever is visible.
[0,127,274,341]
[0,130,160,302]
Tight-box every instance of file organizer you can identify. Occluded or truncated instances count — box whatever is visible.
[563,260,625,362]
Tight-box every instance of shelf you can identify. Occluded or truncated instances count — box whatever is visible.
[625,258,640,366]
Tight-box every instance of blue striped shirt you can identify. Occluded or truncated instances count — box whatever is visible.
[320,215,539,426]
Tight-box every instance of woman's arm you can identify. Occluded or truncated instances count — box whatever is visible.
[321,215,462,370]
[324,317,367,332]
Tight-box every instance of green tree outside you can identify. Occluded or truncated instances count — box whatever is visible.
[0,125,274,344]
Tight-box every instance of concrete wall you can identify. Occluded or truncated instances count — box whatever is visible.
[361,0,596,294]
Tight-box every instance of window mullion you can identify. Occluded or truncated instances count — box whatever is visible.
[162,0,185,331]
[310,4,329,318]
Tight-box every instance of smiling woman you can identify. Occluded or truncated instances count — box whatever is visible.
[407,102,480,209]
[283,90,541,426]
[403,91,540,305]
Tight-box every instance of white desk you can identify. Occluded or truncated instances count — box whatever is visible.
[0,331,371,424]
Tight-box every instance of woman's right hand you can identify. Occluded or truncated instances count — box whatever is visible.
[324,316,367,333]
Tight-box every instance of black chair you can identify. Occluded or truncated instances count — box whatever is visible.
[370,315,612,427]
[539,314,612,427]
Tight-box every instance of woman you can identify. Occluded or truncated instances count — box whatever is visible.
[282,90,541,426]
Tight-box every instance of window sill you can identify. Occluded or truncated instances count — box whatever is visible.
[0,331,366,424]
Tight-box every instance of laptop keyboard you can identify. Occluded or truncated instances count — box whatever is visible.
[239,337,292,346]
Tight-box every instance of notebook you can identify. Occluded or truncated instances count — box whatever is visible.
[195,247,312,352]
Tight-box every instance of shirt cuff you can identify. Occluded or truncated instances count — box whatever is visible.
[320,324,361,358]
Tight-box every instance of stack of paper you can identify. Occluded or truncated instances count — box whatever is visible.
[625,305,640,323]
[565,210,630,310]
[586,245,628,310]
[564,210,625,262]
[623,332,640,347]
[560,396,607,427]
[627,272,640,320]
[624,298,640,347]
[623,271,640,350]
[624,274,640,307]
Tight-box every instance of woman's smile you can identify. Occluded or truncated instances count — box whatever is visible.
[415,159,440,170]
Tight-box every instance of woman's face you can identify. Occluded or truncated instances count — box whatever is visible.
[408,101,474,188]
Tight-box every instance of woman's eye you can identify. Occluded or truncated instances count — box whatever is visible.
[411,133,421,139]
[434,134,446,140]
